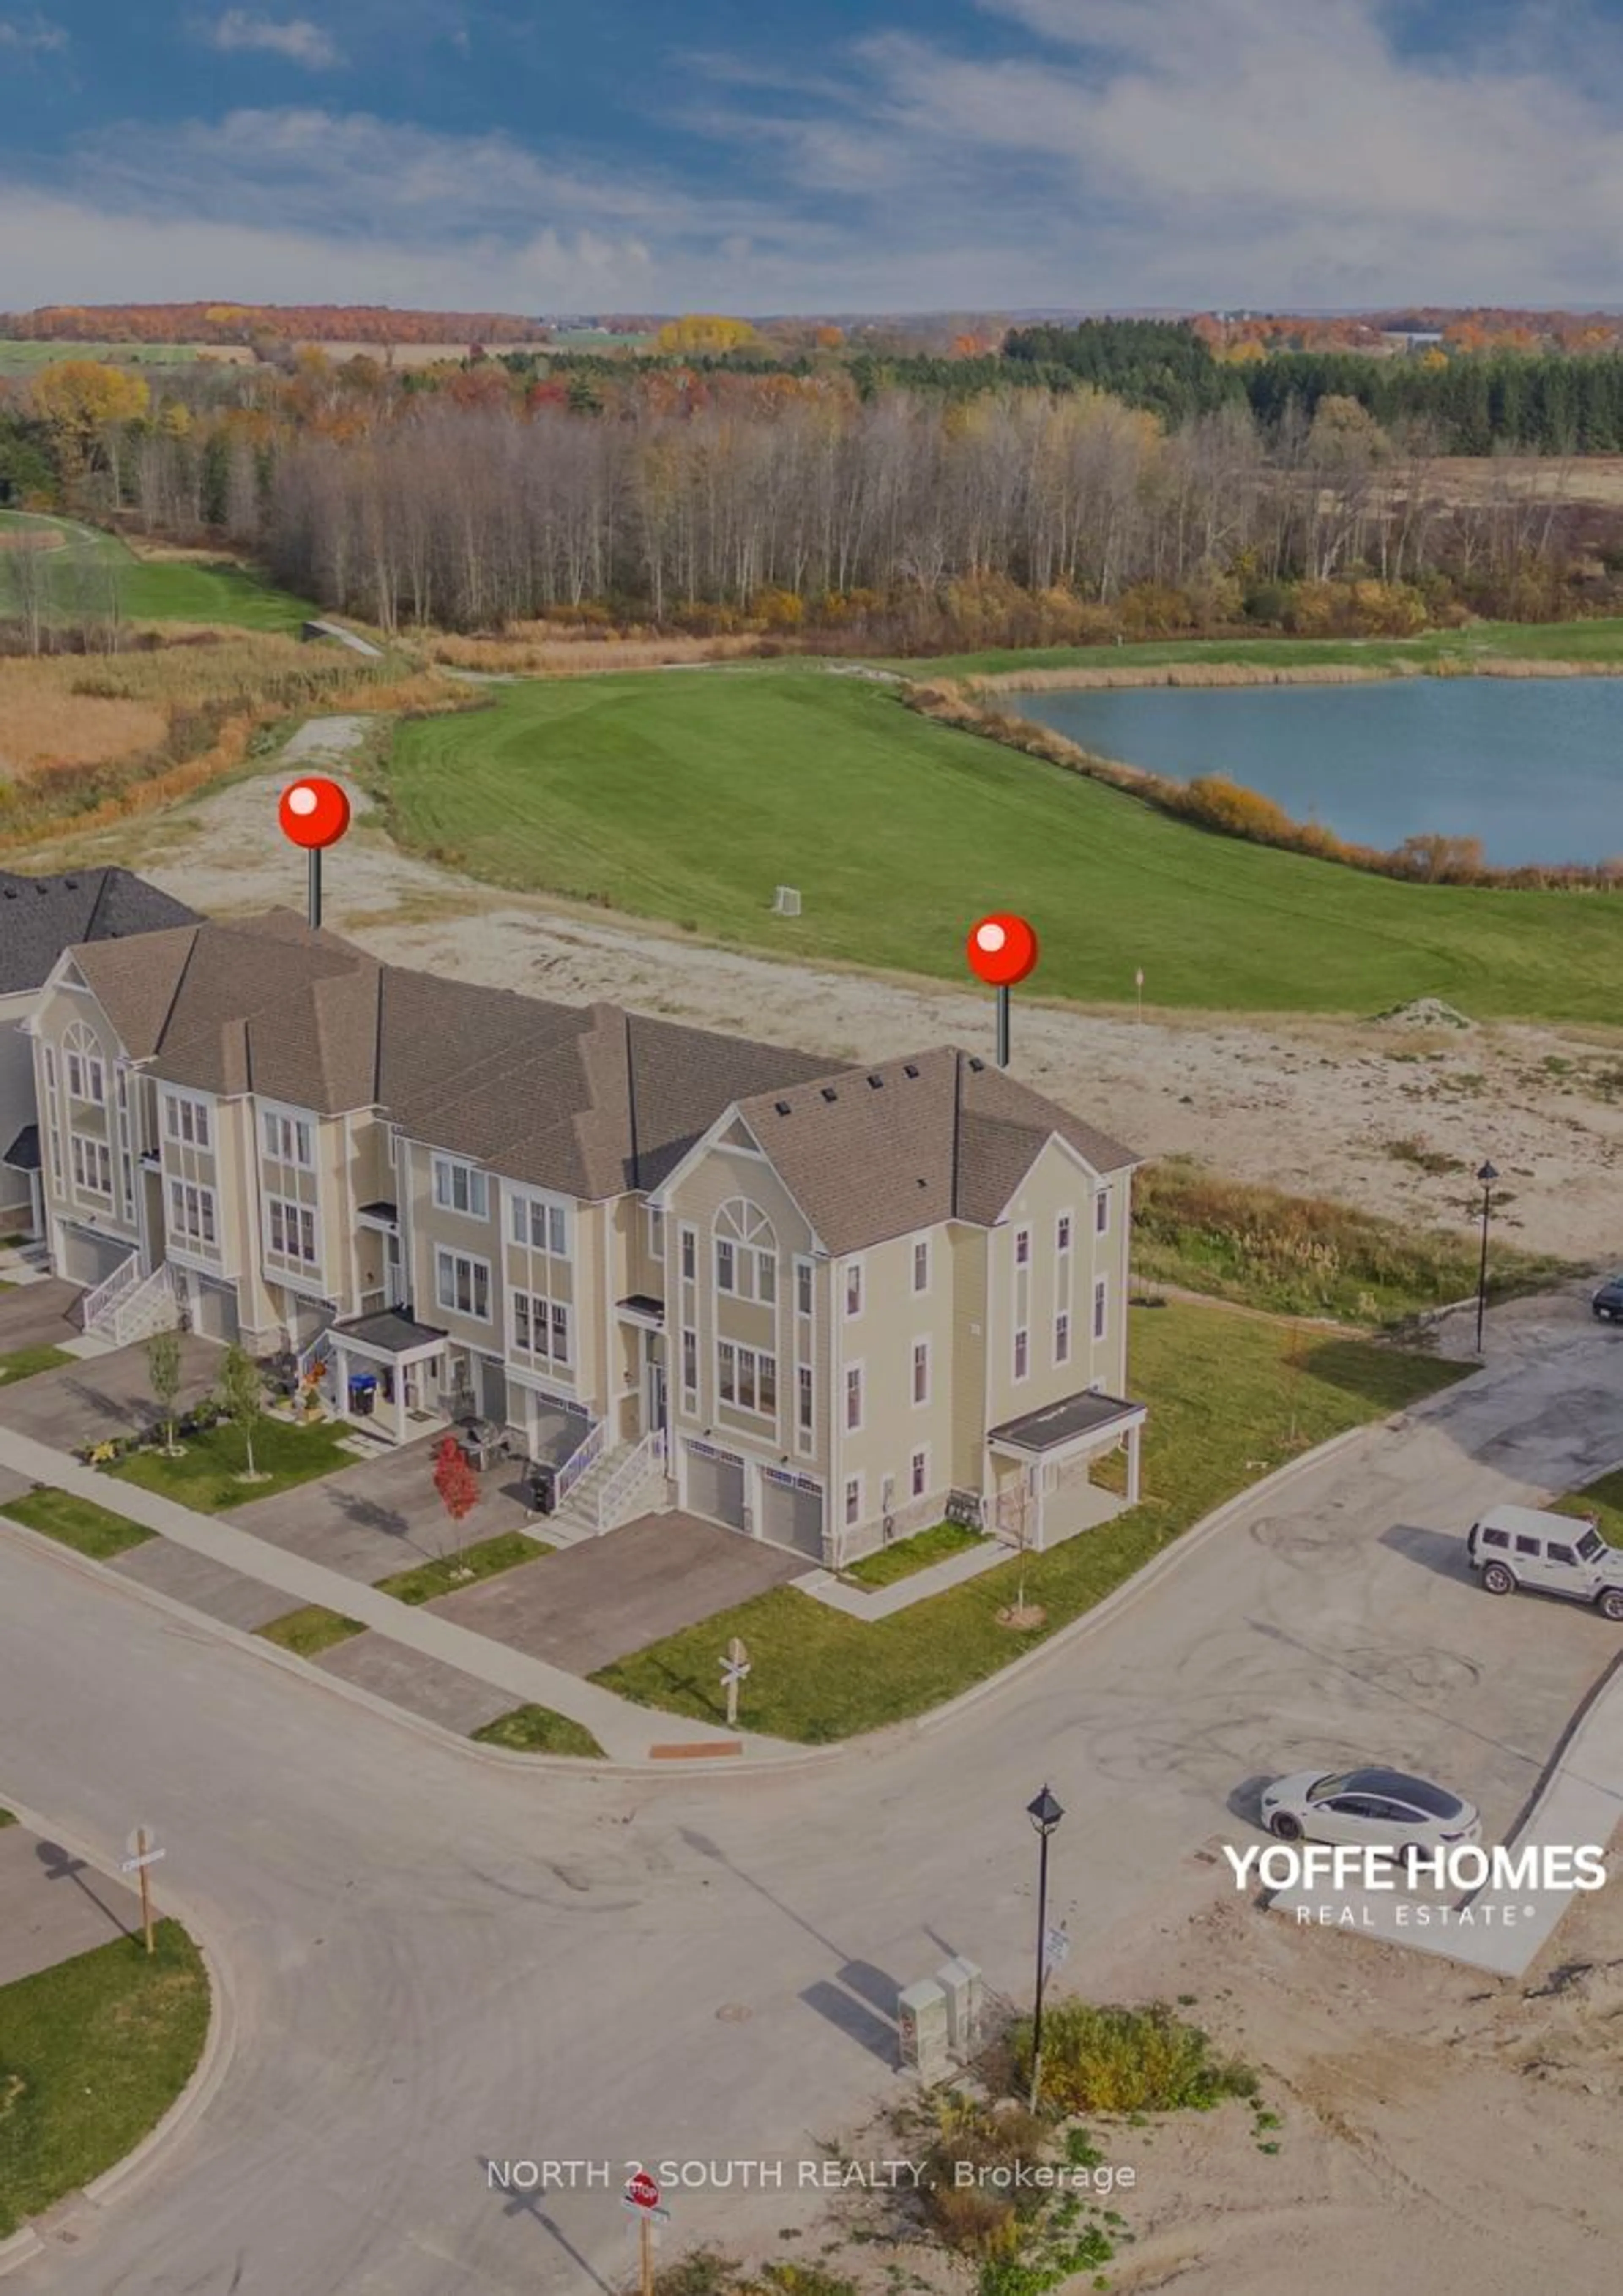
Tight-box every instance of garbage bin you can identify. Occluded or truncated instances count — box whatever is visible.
[528,1461,558,1516]
[348,1373,378,1418]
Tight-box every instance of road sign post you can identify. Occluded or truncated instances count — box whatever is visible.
[120,1825,165,1954]
[719,1636,751,1728]
[623,2172,666,2296]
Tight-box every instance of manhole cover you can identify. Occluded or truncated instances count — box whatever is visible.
[716,2003,753,2023]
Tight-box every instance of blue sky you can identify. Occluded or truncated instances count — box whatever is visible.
[3,1,1622,314]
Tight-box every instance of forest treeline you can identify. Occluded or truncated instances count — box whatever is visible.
[6,323,1623,640]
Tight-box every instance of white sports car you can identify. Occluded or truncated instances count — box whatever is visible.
[1261,1765,1480,1853]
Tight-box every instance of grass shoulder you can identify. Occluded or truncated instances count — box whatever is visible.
[0,1919,210,2240]
[594,1301,1466,1743]
[2,1485,154,1558]
[473,1705,605,1757]
[0,1344,76,1388]
[254,1605,366,1657]
[374,1529,550,1606]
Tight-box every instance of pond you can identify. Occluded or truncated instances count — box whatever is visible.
[1007,675,1623,868]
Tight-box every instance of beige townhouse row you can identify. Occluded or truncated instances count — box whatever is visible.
[28,910,1145,1565]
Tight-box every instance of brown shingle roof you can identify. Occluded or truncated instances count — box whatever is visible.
[734,1048,1138,1253]
[60,911,1139,1242]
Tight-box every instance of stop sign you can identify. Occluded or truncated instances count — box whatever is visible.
[626,2170,660,2211]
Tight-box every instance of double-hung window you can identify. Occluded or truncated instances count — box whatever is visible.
[268,1196,317,1264]
[169,1179,217,1248]
[262,1111,313,1168]
[718,1340,776,1417]
[436,1247,490,1320]
[165,1094,211,1149]
[511,1193,568,1256]
[433,1155,488,1219]
[512,1288,569,1364]
[70,1134,112,1196]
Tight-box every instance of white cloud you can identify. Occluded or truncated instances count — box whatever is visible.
[203,11,343,69]
[0,12,68,52]
[8,3,1623,312]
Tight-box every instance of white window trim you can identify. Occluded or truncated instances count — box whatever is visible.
[795,1362,814,1453]
[1014,1325,1030,1383]
[794,1253,814,1320]
[679,1222,698,1285]
[510,1286,570,1368]
[432,1152,489,1221]
[911,1335,931,1409]
[261,1106,315,1171]
[1095,1188,1109,1235]
[1057,1209,1074,1255]
[1055,1310,1071,1367]
[716,1335,777,1421]
[844,1358,864,1433]
[843,1472,864,1530]
[163,1088,212,1150]
[168,1177,218,1251]
[265,1193,320,1267]
[508,1185,571,1257]
[910,1444,930,1500]
[646,1204,665,1261]
[435,1244,492,1322]
[844,1256,865,1319]
[1093,1278,1108,1344]
[680,1324,699,1412]
[912,1235,931,1295]
[70,1132,112,1198]
[1014,1224,1031,1268]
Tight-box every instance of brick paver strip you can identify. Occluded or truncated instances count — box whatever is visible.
[647,1742,743,1759]
[0,1423,759,1765]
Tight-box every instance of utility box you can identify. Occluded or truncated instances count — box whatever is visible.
[896,1976,950,2080]
[936,1956,984,2061]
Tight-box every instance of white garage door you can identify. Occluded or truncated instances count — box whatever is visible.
[759,1470,825,1560]
[685,1441,746,1531]
[60,1225,132,1290]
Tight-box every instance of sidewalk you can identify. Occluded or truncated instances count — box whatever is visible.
[0,1815,144,1987]
[0,1425,765,1765]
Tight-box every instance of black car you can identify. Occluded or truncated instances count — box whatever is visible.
[1593,1273,1623,1321]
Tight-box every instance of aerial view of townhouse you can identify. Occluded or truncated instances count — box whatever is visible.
[5,884,1144,1569]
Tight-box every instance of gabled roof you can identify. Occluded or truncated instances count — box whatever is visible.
[735,1047,1137,1253]
[0,868,198,995]
[52,909,1140,1245]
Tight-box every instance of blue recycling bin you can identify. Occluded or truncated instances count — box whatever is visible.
[348,1372,378,1417]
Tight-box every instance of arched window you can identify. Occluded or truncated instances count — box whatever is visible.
[713,1198,777,1304]
[63,1021,106,1106]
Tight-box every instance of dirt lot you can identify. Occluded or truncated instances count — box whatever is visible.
[26,718,1623,1267]
[793,1844,1623,2296]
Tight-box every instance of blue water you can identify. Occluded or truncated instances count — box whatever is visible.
[1008,676,1623,867]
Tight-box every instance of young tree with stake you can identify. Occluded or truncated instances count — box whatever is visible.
[147,1327,183,1457]
[217,1343,268,1482]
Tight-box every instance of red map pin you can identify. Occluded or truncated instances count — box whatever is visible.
[966,912,1039,988]
[278,775,351,850]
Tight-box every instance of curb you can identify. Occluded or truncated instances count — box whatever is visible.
[0,1796,237,2279]
[0,1383,1467,1784]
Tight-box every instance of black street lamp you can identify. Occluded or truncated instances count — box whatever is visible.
[1474,1160,1499,1355]
[1026,1784,1064,2110]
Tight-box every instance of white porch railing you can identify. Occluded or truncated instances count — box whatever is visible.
[588,1426,666,1532]
[297,1327,335,1382]
[81,1248,141,1336]
[554,1418,606,1506]
[108,1264,181,1348]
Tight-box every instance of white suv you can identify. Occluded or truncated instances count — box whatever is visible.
[1466,1502,1623,1620]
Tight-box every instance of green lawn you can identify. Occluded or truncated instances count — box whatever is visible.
[0,1920,210,2240]
[384,665,1623,1023]
[1,1485,154,1559]
[473,1704,606,1757]
[0,512,313,631]
[842,1519,989,1588]
[0,1808,16,1828]
[595,1300,1468,1742]
[1554,1467,1623,1547]
[109,1418,355,1512]
[888,618,1623,680]
[254,1604,366,1656]
[0,1344,75,1387]
[374,1529,551,1606]
[0,339,213,370]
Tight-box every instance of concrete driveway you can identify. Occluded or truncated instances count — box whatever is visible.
[222,1434,536,1583]
[0,1330,222,1450]
[0,1275,84,1356]
[423,1510,807,1671]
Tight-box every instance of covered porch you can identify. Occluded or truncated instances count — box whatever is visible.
[319,1308,450,1445]
[1,1124,43,1241]
[986,1389,1145,1552]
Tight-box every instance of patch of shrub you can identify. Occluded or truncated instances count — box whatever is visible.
[1013,1999,1258,2115]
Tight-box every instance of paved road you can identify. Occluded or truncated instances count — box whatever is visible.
[5,1292,1623,2293]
